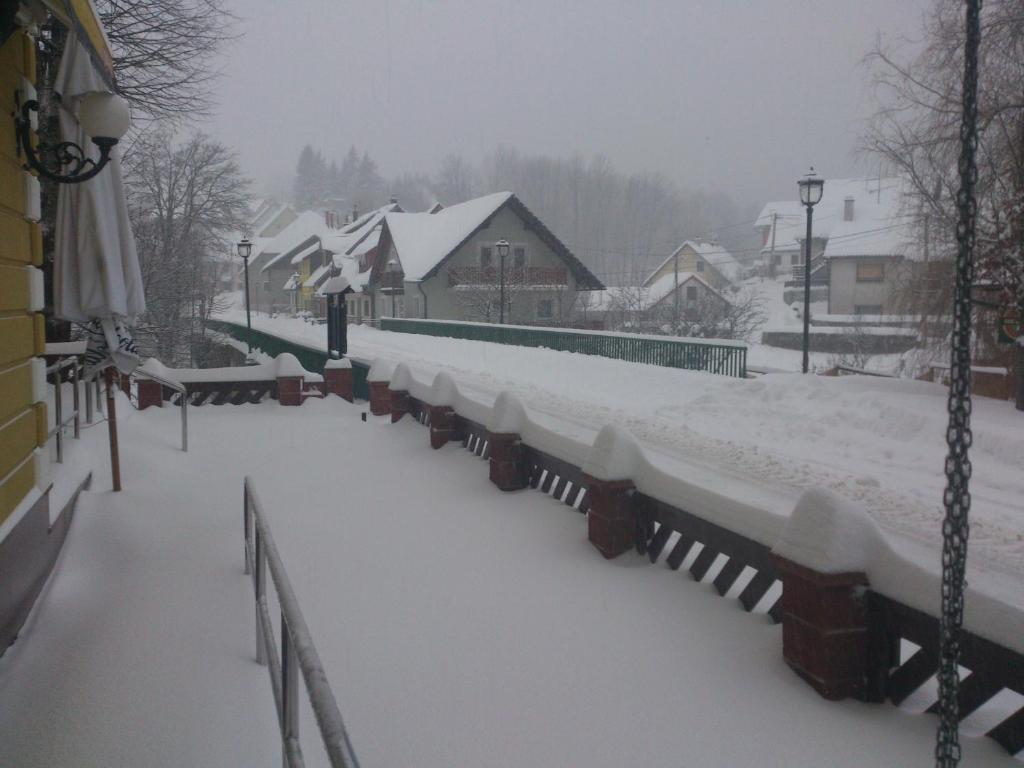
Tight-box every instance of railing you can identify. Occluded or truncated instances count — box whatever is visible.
[206,319,372,400]
[447,266,568,287]
[242,477,361,768]
[133,370,188,451]
[397,388,1024,757]
[380,318,748,378]
[46,358,81,464]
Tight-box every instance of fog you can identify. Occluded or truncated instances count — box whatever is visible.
[208,0,929,209]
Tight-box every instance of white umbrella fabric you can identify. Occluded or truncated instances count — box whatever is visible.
[53,32,145,377]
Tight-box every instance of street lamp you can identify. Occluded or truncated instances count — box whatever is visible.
[495,238,510,324]
[386,258,399,317]
[236,237,254,358]
[797,168,824,374]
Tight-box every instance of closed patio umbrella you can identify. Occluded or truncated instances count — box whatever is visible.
[53,32,145,377]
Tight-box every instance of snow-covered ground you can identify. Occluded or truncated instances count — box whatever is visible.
[1,393,1019,767]
[214,306,1024,594]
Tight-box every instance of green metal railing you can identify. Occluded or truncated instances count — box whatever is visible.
[206,320,371,400]
[380,319,748,378]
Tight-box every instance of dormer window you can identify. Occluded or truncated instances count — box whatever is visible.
[696,260,705,272]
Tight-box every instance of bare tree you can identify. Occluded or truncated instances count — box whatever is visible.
[668,287,767,341]
[124,129,251,364]
[95,0,238,122]
[863,0,1024,382]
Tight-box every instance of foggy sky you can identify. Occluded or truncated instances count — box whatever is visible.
[207,0,930,209]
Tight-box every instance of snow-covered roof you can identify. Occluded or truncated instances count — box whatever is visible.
[303,263,331,289]
[288,239,322,267]
[755,178,917,260]
[586,272,722,312]
[380,192,603,289]
[383,192,513,281]
[647,241,741,285]
[282,274,301,290]
[258,211,329,270]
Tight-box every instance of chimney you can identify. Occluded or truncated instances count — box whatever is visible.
[844,196,855,222]
[389,195,398,205]
[351,203,359,223]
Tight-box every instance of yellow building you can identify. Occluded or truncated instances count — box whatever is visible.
[0,2,116,652]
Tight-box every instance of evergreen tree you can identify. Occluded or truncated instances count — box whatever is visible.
[293,144,328,210]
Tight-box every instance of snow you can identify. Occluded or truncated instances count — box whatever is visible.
[1,395,1019,767]
[366,358,394,383]
[582,424,644,482]
[755,178,917,260]
[486,390,528,434]
[137,354,322,384]
[324,357,351,370]
[384,192,512,280]
[389,361,413,391]
[213,308,1024,605]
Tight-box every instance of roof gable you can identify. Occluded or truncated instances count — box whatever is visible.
[377,192,603,289]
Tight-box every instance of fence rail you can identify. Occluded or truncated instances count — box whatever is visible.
[395,389,1024,756]
[380,318,748,378]
[46,357,81,464]
[243,477,361,768]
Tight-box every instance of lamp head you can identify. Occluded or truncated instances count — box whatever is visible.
[798,167,824,207]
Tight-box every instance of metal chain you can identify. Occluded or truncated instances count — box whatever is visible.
[936,2,981,766]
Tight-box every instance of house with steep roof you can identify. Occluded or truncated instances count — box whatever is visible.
[754,178,918,315]
[644,240,739,293]
[369,192,603,324]
[582,271,729,332]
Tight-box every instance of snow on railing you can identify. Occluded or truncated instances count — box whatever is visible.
[369,357,1024,755]
[243,477,361,768]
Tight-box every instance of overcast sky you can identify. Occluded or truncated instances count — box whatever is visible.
[206,0,930,209]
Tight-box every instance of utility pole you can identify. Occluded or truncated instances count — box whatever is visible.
[768,211,778,278]
[673,248,680,333]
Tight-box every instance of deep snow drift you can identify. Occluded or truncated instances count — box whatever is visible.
[215,307,1024,588]
[0,395,1018,767]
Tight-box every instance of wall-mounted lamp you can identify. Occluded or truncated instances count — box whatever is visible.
[14,90,131,184]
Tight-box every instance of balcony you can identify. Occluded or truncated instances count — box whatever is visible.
[447,265,568,287]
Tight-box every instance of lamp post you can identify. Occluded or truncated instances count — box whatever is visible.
[797,169,824,374]
[495,238,510,324]
[236,237,254,357]
[386,258,399,317]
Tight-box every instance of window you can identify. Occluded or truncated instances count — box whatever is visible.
[413,296,421,317]
[513,245,527,268]
[263,280,271,291]
[856,263,885,282]
[362,299,370,317]
[696,260,704,272]
[686,286,698,300]
[772,254,782,266]
[479,245,493,267]
[791,253,801,266]
[854,305,883,315]
[536,298,554,321]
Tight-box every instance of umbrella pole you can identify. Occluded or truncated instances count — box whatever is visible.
[104,367,122,491]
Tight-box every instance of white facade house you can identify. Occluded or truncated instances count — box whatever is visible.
[370,192,603,324]
[755,178,918,315]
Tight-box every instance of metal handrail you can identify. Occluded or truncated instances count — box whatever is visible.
[132,370,188,452]
[45,357,81,463]
[243,477,360,768]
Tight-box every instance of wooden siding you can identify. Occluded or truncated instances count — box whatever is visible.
[0,29,42,528]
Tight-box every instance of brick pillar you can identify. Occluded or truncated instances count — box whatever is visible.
[389,389,409,423]
[136,379,163,410]
[324,367,353,402]
[277,375,303,406]
[429,405,458,449]
[487,432,527,491]
[368,381,390,415]
[120,372,131,396]
[583,476,636,559]
[771,556,879,701]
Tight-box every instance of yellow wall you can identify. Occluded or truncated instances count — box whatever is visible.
[0,30,46,527]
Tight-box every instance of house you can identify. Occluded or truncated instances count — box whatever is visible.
[582,271,730,332]
[368,192,603,324]
[754,178,917,315]
[644,240,739,293]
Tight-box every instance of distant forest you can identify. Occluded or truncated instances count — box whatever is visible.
[290,144,761,284]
